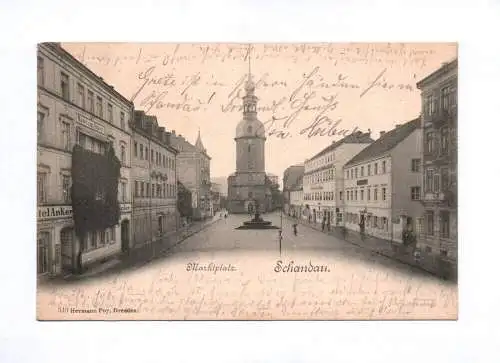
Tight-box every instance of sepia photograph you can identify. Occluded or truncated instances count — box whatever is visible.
[36,42,458,320]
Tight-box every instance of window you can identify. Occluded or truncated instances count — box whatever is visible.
[425,168,434,192]
[61,121,70,150]
[107,103,113,122]
[382,187,386,201]
[373,188,378,201]
[425,131,434,154]
[151,149,154,161]
[374,163,378,175]
[134,142,138,157]
[135,181,139,197]
[411,187,421,200]
[60,72,70,101]
[140,182,144,197]
[37,112,45,142]
[120,145,126,164]
[37,56,44,86]
[37,232,50,274]
[346,191,349,201]
[425,211,434,236]
[441,168,450,192]
[90,231,98,249]
[439,211,450,238]
[96,96,103,117]
[110,227,116,242]
[367,165,371,175]
[360,190,364,200]
[441,127,449,155]
[345,171,349,179]
[355,168,358,178]
[37,172,47,203]
[434,174,440,193]
[146,183,150,197]
[367,188,371,200]
[121,182,126,202]
[360,166,364,177]
[411,159,421,172]
[99,230,106,246]
[87,90,94,113]
[120,111,125,129]
[382,161,386,173]
[78,84,85,108]
[62,175,71,203]
[339,191,343,200]
[441,86,452,110]
[140,144,144,159]
[355,190,358,201]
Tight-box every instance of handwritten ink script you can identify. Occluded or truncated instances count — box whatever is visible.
[38,254,458,320]
[65,43,456,141]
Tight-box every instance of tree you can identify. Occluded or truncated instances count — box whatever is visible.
[177,181,193,219]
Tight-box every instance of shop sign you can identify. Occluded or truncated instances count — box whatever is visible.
[357,179,368,186]
[120,203,132,213]
[38,205,73,220]
[77,114,105,134]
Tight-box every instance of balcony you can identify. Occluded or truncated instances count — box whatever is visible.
[429,106,457,127]
[423,192,445,202]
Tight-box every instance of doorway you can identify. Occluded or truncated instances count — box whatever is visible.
[121,220,130,253]
[37,231,50,275]
[60,227,74,272]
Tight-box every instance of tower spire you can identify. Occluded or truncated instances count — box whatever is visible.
[245,43,255,94]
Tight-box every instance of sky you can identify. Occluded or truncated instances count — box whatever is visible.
[62,43,457,182]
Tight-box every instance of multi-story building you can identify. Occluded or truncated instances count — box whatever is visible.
[302,131,373,227]
[130,111,179,248]
[343,119,423,242]
[170,130,212,220]
[289,176,304,219]
[37,43,133,277]
[210,182,222,214]
[416,59,458,263]
[267,173,279,186]
[282,164,304,215]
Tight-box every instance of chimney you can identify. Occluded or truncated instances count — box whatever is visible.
[380,131,386,138]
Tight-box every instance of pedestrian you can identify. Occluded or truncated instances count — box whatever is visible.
[293,223,298,236]
[321,216,326,232]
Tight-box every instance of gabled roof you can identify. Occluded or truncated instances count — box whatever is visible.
[345,118,420,167]
[308,131,374,161]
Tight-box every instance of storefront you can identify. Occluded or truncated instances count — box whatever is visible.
[37,205,74,276]
[37,204,132,276]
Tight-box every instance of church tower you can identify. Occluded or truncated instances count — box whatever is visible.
[227,45,269,214]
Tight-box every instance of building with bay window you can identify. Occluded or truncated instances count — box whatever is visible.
[37,43,133,277]
[416,59,458,263]
[302,131,373,227]
[343,119,423,243]
[131,111,179,248]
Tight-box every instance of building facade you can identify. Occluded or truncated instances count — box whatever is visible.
[37,43,133,277]
[210,182,222,214]
[283,164,305,215]
[130,111,179,248]
[170,130,212,220]
[416,60,458,262]
[302,132,373,227]
[343,119,423,243]
[227,72,270,214]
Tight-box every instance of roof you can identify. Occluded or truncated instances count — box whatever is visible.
[308,131,374,161]
[416,58,458,89]
[345,118,420,167]
[41,43,133,108]
[195,128,206,152]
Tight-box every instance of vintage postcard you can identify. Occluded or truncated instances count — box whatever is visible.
[36,42,458,320]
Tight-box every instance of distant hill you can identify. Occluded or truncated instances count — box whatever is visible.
[211,176,228,196]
